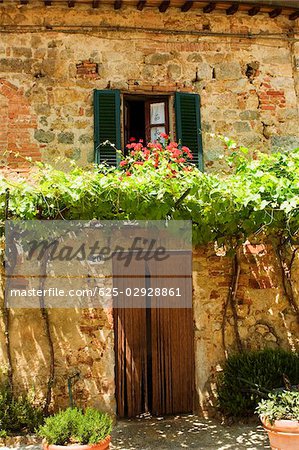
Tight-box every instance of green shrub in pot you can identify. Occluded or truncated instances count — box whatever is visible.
[38,407,112,446]
[256,391,299,450]
[256,390,299,424]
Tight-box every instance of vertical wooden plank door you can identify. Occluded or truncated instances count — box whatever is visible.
[113,253,194,418]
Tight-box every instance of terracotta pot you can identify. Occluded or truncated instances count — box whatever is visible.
[44,436,111,450]
[261,417,299,450]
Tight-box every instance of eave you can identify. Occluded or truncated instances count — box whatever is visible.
[1,0,299,20]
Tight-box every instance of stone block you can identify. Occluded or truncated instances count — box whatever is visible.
[54,89,84,105]
[167,63,182,80]
[233,121,251,133]
[34,129,55,143]
[79,134,92,144]
[65,147,81,160]
[0,58,24,72]
[271,136,299,152]
[144,53,172,65]
[12,47,32,58]
[239,110,260,121]
[58,132,74,144]
[214,62,242,80]
[187,53,203,63]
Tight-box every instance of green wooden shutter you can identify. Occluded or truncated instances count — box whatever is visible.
[175,92,203,171]
[94,89,121,166]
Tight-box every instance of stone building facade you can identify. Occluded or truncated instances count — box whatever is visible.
[0,0,298,172]
[0,0,299,417]
[0,241,299,416]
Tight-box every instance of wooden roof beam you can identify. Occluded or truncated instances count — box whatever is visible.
[226,3,239,15]
[248,6,260,16]
[137,0,146,10]
[203,2,216,14]
[159,1,170,13]
[269,7,282,18]
[181,1,193,12]
[289,10,299,20]
[114,0,122,9]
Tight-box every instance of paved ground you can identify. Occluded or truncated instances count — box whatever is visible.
[110,415,270,450]
[0,415,270,450]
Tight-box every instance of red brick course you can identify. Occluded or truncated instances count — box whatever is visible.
[0,79,41,172]
[258,79,286,112]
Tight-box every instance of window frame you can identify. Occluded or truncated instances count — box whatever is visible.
[123,94,170,146]
[94,89,203,170]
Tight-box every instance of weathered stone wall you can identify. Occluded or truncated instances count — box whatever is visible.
[0,3,299,417]
[193,242,299,416]
[0,4,298,171]
[0,242,298,416]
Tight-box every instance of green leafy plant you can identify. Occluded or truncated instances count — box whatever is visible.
[217,349,299,417]
[38,407,112,445]
[256,390,299,424]
[0,383,43,435]
[1,137,299,247]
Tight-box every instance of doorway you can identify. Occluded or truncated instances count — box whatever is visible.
[113,252,194,418]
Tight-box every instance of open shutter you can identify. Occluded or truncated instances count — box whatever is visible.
[175,92,203,171]
[94,89,121,166]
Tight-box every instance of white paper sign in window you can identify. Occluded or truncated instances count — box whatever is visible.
[151,126,166,142]
[150,103,165,125]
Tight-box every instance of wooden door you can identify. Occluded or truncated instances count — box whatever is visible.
[113,252,194,418]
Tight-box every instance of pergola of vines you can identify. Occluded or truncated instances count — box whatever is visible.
[1,138,299,411]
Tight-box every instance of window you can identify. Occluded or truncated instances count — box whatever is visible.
[94,90,203,170]
[124,96,169,152]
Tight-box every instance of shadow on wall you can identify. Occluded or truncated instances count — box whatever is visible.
[0,303,115,414]
[193,241,299,416]
[0,240,299,417]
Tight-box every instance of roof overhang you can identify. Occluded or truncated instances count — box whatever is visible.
[2,1,299,20]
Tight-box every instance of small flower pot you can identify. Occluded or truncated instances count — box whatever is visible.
[44,436,111,450]
[261,417,299,450]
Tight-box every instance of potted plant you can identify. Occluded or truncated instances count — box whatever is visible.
[256,390,299,450]
[39,407,112,450]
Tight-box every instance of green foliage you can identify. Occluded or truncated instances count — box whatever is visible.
[38,407,112,445]
[217,348,299,417]
[1,139,299,246]
[256,390,299,424]
[0,383,43,435]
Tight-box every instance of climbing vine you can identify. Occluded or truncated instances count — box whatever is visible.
[275,237,299,324]
[221,248,243,356]
[38,249,55,416]
[1,136,299,395]
[1,137,299,245]
[1,188,14,394]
